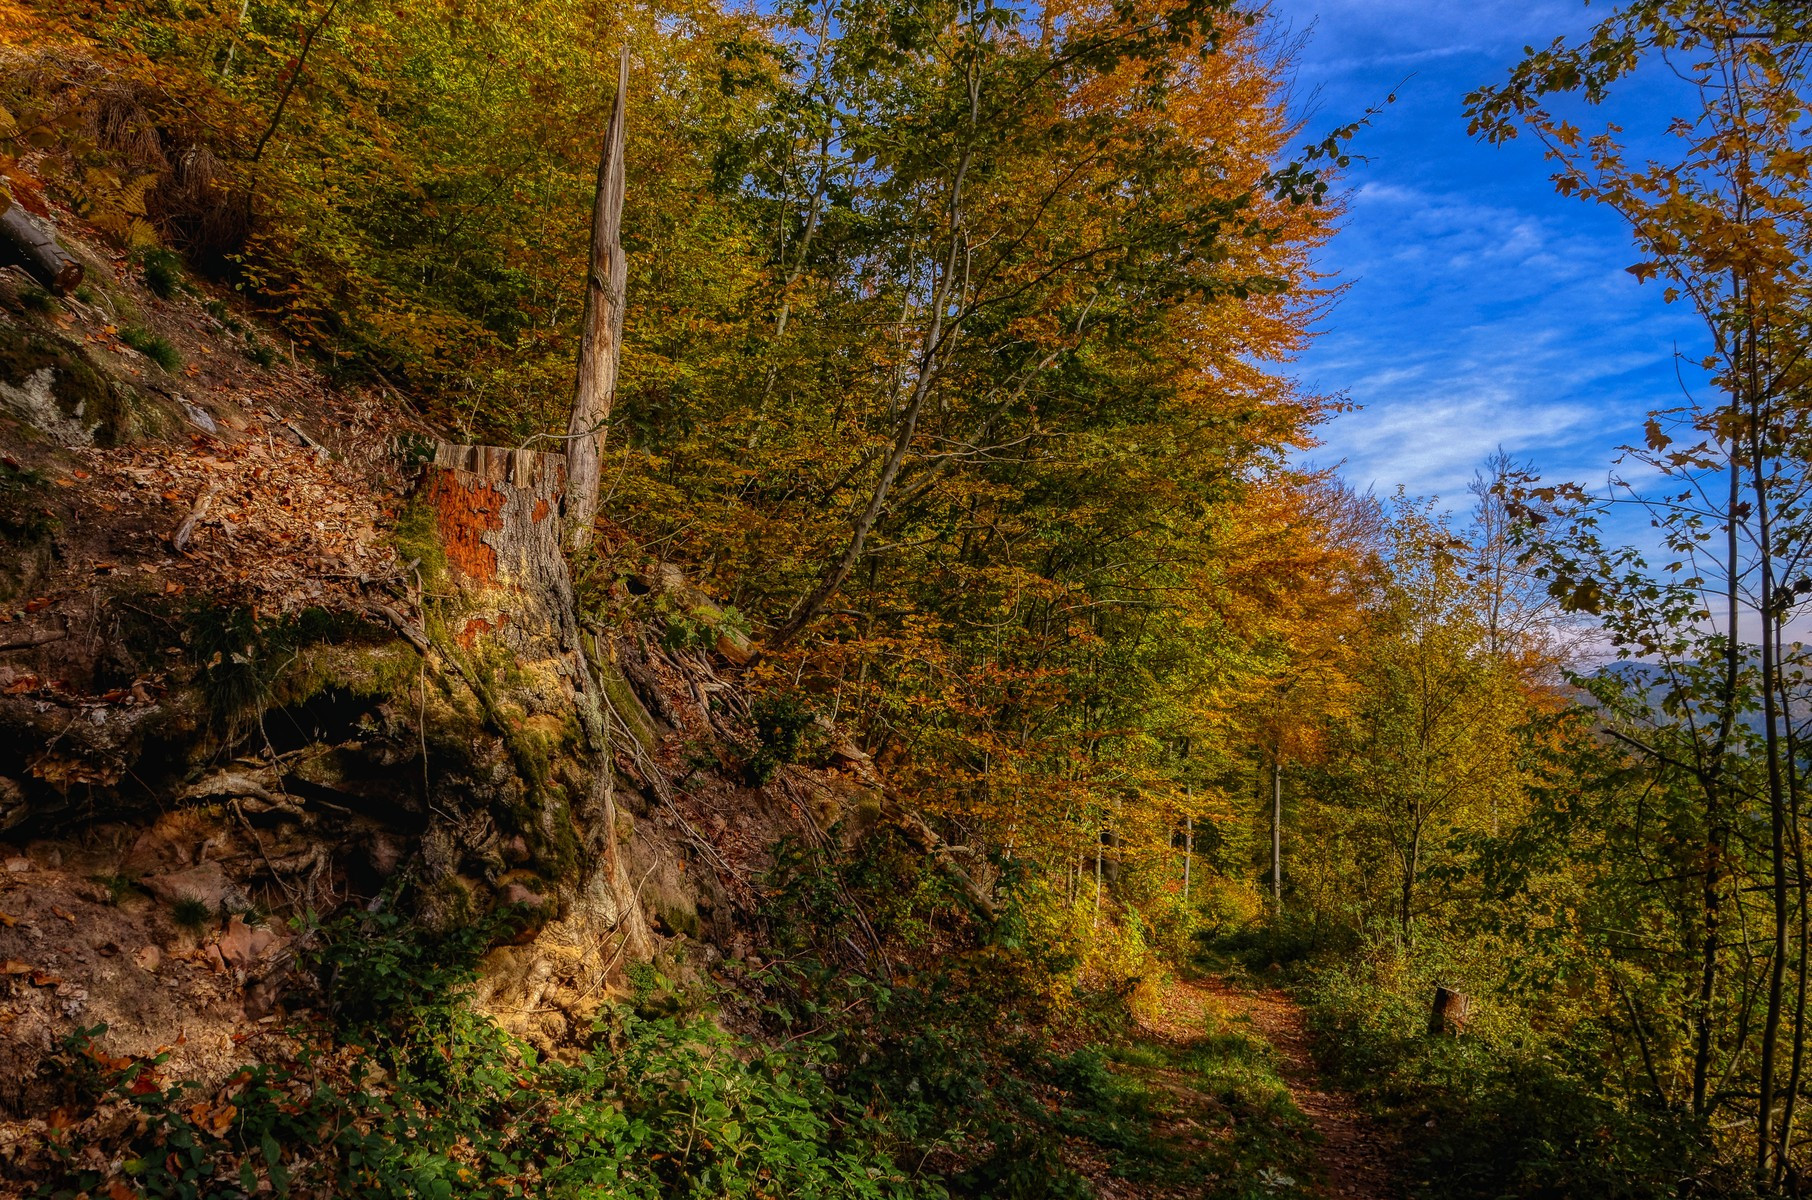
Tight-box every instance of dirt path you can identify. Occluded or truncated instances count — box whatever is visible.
[1140,977,1400,1199]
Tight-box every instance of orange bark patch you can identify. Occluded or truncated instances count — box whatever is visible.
[421,469,503,584]
[532,498,549,523]
[458,615,506,648]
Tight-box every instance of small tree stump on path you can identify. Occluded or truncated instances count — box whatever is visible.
[1427,985,1471,1036]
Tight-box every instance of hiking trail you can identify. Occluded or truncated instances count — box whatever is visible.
[1138,976,1401,1199]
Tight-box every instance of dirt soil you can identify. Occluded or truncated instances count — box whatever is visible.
[1147,977,1401,1200]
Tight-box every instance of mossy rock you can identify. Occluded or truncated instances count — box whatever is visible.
[0,322,175,446]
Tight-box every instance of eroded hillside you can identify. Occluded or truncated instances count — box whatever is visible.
[0,192,915,1130]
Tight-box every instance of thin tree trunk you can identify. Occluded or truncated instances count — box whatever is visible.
[1694,393,1744,1117]
[1272,758,1283,915]
[1401,810,1421,943]
[1094,831,1103,929]
[1775,613,1808,1173]
[1183,812,1193,902]
[244,0,342,219]
[1749,334,1789,1182]
[564,47,630,553]
[219,0,251,79]
[772,59,979,646]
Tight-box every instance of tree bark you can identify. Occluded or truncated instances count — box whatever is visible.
[1427,986,1470,1035]
[417,439,657,1016]
[564,47,630,553]
[0,203,82,294]
[1272,758,1283,914]
[1183,812,1192,902]
[419,442,569,648]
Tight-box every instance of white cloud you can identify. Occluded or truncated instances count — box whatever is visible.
[1264,0,1713,529]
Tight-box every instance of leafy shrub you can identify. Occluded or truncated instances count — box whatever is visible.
[119,325,181,371]
[19,896,937,1200]
[657,596,750,654]
[1303,953,1749,1199]
[748,691,817,783]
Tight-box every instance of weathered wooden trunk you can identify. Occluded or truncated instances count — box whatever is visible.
[415,440,655,1045]
[1427,985,1471,1036]
[418,442,570,657]
[0,204,83,294]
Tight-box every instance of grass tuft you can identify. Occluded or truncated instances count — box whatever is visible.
[140,249,184,300]
[170,896,213,931]
[120,326,182,372]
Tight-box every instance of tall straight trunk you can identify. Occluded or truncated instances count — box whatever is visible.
[1775,612,1808,1173]
[1094,832,1103,929]
[564,47,630,553]
[1749,337,1790,1183]
[1694,398,1744,1116]
[1401,820,1420,942]
[1183,812,1193,902]
[1271,759,1284,914]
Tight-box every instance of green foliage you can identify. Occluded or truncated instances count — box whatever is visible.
[27,901,936,1200]
[183,603,391,737]
[389,496,448,592]
[140,248,185,299]
[747,691,819,784]
[17,284,54,313]
[0,460,56,543]
[91,874,141,905]
[119,325,180,371]
[657,597,750,654]
[390,431,437,472]
[1304,952,1750,1200]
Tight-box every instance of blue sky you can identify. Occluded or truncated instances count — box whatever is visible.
[1268,0,1708,507]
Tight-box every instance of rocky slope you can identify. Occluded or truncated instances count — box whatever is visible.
[0,195,905,1134]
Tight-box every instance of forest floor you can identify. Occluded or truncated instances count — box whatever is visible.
[1119,976,1401,1200]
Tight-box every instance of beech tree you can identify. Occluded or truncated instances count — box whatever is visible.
[1472,1,1812,1180]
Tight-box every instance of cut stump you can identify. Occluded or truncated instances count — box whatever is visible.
[1428,985,1471,1035]
[0,205,83,294]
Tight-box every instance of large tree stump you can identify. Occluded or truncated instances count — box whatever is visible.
[418,442,569,656]
[414,440,656,1045]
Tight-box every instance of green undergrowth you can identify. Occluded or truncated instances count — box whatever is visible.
[119,326,181,372]
[1298,951,1751,1200]
[19,838,1327,1200]
[182,601,401,735]
[1067,1024,1314,1198]
[745,838,1318,1198]
[23,901,929,1200]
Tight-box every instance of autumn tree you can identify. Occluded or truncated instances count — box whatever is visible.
[1472,0,1812,1179]
[1305,497,1534,939]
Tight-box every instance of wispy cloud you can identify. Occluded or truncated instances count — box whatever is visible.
[1269,0,1703,507]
